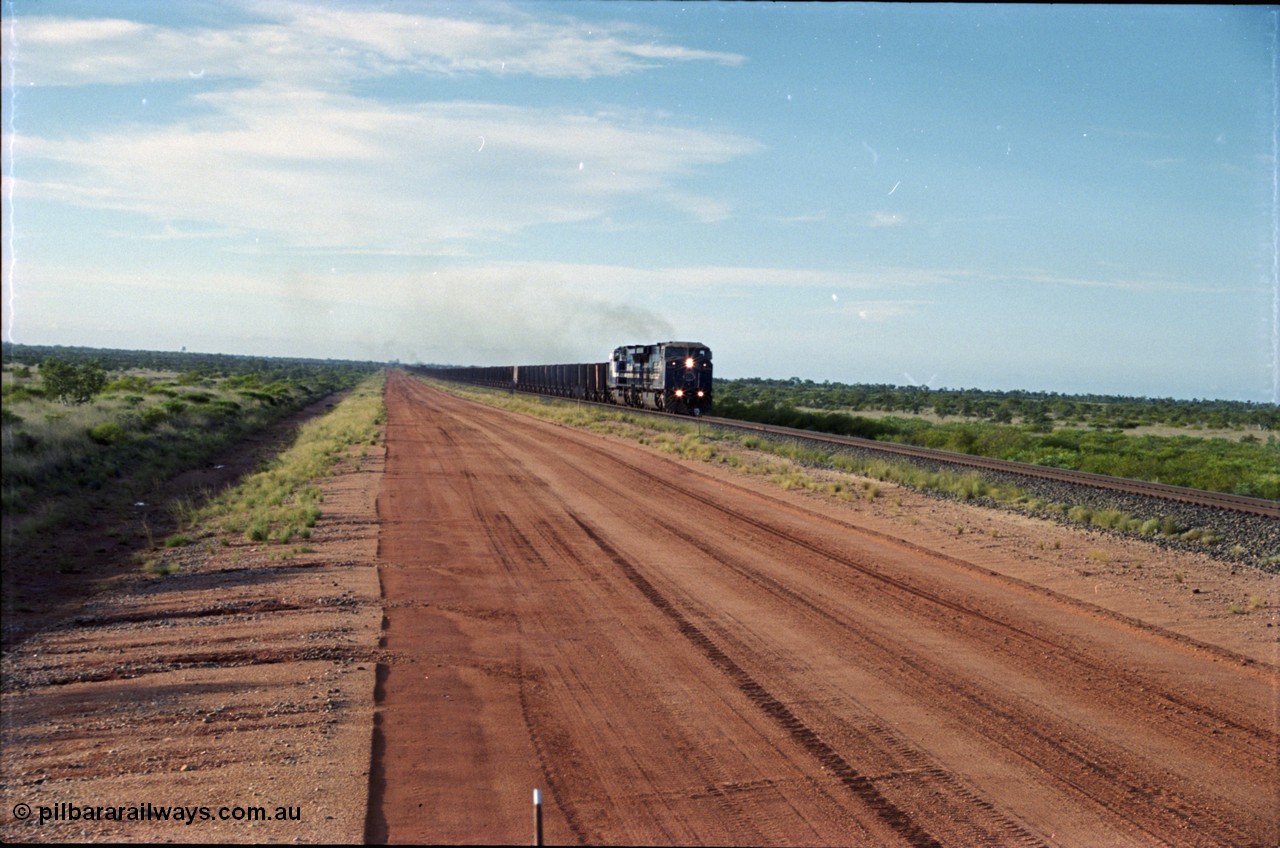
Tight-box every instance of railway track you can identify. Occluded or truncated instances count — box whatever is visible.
[420,374,1278,521]
[697,415,1280,520]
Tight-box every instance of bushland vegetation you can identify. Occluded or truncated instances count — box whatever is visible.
[715,379,1279,499]
[2,343,380,554]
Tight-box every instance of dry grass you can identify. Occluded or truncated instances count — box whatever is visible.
[196,373,385,546]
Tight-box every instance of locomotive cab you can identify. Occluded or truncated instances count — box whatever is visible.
[661,343,713,415]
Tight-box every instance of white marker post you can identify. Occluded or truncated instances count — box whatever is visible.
[533,788,543,846]
[532,789,542,848]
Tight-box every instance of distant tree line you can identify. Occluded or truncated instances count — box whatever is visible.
[715,377,1278,432]
[3,343,382,380]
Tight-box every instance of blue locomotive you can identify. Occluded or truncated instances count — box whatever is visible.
[422,341,714,416]
[609,341,713,415]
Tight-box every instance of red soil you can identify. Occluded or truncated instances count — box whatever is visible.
[4,370,1275,845]
[368,371,1278,846]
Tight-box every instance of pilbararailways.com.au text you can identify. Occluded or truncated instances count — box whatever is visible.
[12,801,301,826]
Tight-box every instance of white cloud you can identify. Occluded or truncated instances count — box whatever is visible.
[14,87,761,253]
[1003,269,1235,294]
[867,211,906,228]
[12,259,965,304]
[2,4,745,88]
[845,300,933,322]
[626,264,969,291]
[775,211,828,224]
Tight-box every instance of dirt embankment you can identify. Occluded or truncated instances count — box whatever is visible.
[2,391,358,652]
[1,416,384,843]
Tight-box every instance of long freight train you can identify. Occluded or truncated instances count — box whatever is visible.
[423,341,713,415]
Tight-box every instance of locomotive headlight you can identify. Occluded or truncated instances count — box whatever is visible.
[675,389,684,397]
[697,390,704,397]
[684,357,695,369]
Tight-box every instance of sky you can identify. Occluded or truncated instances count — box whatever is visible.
[2,2,1278,402]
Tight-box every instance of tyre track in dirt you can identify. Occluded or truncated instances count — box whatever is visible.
[370,373,1279,846]
[566,511,947,848]
[438,419,877,844]
[478,397,1275,846]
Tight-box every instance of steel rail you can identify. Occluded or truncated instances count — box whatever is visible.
[699,415,1280,520]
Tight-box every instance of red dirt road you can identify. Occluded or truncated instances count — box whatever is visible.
[368,371,1279,846]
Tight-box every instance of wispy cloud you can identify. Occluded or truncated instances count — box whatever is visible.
[1004,269,1237,294]
[774,211,828,224]
[2,4,745,88]
[15,87,761,253]
[844,300,933,322]
[510,263,970,292]
[867,211,906,228]
[13,258,969,306]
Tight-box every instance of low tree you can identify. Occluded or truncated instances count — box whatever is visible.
[41,357,107,405]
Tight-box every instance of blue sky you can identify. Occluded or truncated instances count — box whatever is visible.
[3,2,1277,402]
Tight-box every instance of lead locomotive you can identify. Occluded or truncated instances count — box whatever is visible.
[608,341,713,415]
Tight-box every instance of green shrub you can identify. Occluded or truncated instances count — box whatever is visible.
[140,405,168,429]
[1067,505,1092,524]
[1,385,40,403]
[246,518,270,543]
[1091,510,1131,530]
[104,375,152,394]
[87,421,127,445]
[957,474,989,501]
